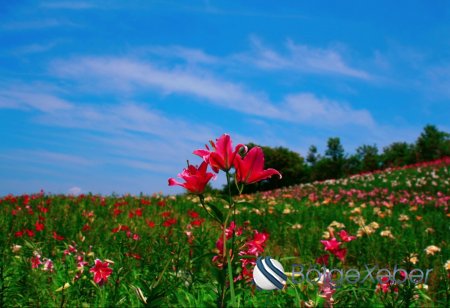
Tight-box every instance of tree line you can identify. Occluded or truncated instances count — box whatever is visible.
[224,124,450,194]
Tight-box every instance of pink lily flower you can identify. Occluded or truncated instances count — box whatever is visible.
[168,162,215,194]
[194,134,247,173]
[234,147,281,184]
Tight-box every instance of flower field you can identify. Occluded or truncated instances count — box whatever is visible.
[1,154,449,306]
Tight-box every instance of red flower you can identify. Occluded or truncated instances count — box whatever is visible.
[162,218,177,227]
[316,254,330,266]
[187,210,199,218]
[191,218,205,227]
[25,229,35,237]
[332,248,347,262]
[35,221,45,232]
[246,231,269,255]
[146,220,155,228]
[321,238,341,252]
[140,199,151,206]
[90,259,113,285]
[15,230,24,237]
[135,208,143,217]
[53,231,64,241]
[194,134,247,173]
[225,221,242,239]
[161,211,171,217]
[113,208,123,217]
[112,225,130,233]
[234,147,281,184]
[168,162,215,194]
[338,230,356,242]
[31,255,42,269]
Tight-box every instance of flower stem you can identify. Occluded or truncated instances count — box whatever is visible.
[221,172,236,307]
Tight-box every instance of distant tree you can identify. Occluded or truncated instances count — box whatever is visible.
[381,142,415,167]
[343,154,362,176]
[356,144,379,172]
[306,145,320,166]
[415,125,450,162]
[324,137,345,178]
[325,138,345,162]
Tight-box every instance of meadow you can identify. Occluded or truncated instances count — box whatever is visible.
[0,157,449,307]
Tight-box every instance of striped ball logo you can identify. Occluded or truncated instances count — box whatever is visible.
[253,256,287,290]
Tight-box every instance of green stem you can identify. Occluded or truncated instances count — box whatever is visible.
[199,195,222,225]
[221,171,236,307]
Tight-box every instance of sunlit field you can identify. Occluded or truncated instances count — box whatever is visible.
[1,157,449,307]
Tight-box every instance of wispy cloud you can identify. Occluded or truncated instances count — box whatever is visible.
[50,56,374,127]
[1,19,78,30]
[0,84,73,112]
[12,41,60,55]
[50,56,282,118]
[0,149,93,167]
[281,93,375,127]
[35,101,217,143]
[425,64,450,99]
[40,1,96,10]
[136,45,219,64]
[238,37,371,79]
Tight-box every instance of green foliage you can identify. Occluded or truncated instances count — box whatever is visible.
[416,124,450,162]
[382,142,416,168]
[356,144,379,172]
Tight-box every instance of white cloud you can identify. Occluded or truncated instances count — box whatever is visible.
[0,85,73,112]
[41,2,96,9]
[0,150,93,167]
[241,37,371,79]
[13,41,60,55]
[52,56,375,128]
[51,57,282,118]
[68,186,82,195]
[1,19,77,30]
[281,93,375,127]
[137,45,219,64]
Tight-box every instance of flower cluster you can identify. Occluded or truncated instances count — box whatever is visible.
[318,229,356,264]
[169,134,281,194]
[211,221,269,282]
[30,251,54,272]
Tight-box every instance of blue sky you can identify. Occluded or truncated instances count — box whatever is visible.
[1,1,449,196]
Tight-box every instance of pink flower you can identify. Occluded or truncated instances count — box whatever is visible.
[90,259,113,285]
[42,259,54,272]
[168,162,215,194]
[246,231,269,255]
[194,134,247,173]
[321,238,341,252]
[338,230,356,242]
[225,221,242,239]
[31,255,42,269]
[316,254,330,266]
[234,147,281,184]
[332,248,347,262]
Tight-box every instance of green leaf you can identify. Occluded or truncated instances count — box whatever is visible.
[206,202,224,224]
